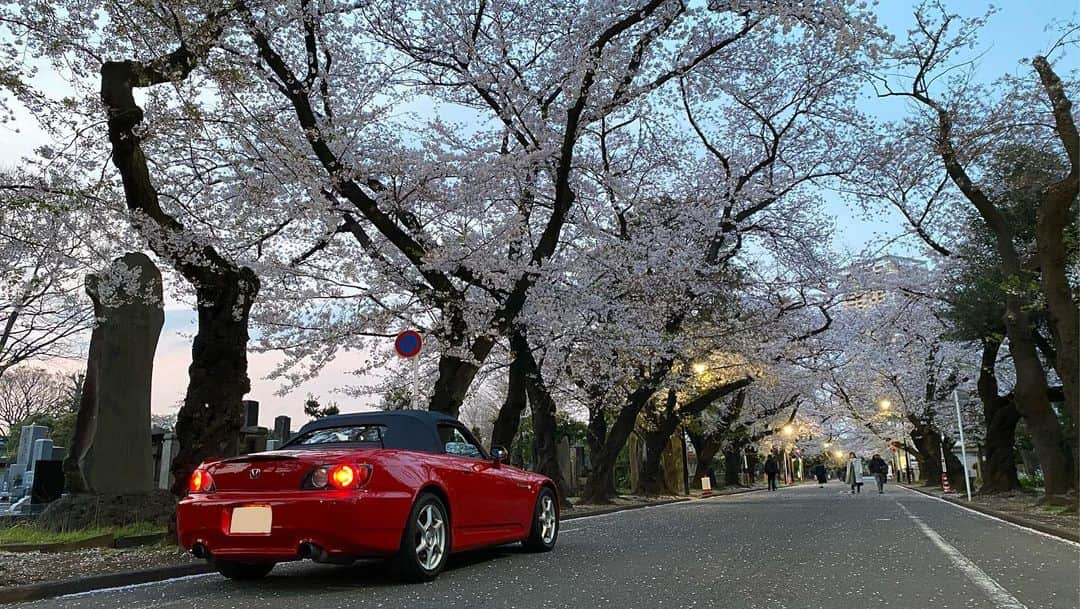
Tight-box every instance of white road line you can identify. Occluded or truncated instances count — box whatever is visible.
[57,573,214,600]
[898,502,1029,609]
[898,485,1080,549]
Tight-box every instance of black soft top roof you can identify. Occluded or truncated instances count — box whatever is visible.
[288,410,462,453]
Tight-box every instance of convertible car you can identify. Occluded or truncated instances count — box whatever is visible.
[177,410,558,581]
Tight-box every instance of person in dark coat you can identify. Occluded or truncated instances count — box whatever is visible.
[869,453,889,494]
[812,463,828,487]
[764,455,780,491]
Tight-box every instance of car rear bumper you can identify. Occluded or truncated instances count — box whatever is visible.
[177,489,411,562]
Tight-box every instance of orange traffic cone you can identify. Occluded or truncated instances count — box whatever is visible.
[941,472,953,494]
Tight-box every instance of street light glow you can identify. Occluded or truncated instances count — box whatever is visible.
[783,424,794,436]
[692,362,707,375]
[879,399,892,410]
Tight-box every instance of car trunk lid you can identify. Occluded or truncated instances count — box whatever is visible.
[206,449,362,492]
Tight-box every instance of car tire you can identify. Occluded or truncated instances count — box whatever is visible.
[522,487,558,552]
[214,560,275,580]
[390,492,450,582]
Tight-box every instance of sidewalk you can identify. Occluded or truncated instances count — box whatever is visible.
[901,484,1079,542]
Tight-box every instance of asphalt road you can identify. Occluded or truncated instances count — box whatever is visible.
[16,484,1080,609]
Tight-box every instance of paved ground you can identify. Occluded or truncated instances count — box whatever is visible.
[15,484,1079,609]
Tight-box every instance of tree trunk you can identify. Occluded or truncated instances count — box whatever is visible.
[100,55,261,499]
[514,334,569,504]
[637,389,680,496]
[489,336,529,450]
[580,373,669,504]
[170,274,258,496]
[979,400,1021,494]
[525,376,569,505]
[429,337,495,417]
[723,449,742,487]
[1005,299,1070,496]
[975,337,1022,494]
[688,431,721,488]
[1033,55,1080,491]
[930,86,1070,499]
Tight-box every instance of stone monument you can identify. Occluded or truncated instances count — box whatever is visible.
[64,252,164,494]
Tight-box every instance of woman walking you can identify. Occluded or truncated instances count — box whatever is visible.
[846,452,864,494]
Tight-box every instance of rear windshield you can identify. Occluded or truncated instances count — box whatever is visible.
[284,425,385,447]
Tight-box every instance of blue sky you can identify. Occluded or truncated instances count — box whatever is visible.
[6,1,1076,424]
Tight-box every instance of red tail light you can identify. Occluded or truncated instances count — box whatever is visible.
[189,469,215,493]
[308,463,371,490]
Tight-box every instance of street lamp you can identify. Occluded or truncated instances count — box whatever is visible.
[878,399,892,411]
[692,362,707,376]
[782,424,794,436]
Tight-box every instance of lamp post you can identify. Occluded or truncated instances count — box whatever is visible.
[952,389,973,501]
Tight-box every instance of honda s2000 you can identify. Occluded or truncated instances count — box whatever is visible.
[177,410,558,581]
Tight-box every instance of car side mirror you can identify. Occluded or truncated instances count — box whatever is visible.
[491,446,509,464]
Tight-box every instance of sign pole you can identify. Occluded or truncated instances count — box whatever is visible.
[953,389,973,501]
[394,330,424,410]
[412,355,420,410]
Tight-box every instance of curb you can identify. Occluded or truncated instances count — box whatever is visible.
[0,563,213,605]
[562,497,690,520]
[901,485,1079,543]
[0,534,114,554]
[562,486,767,521]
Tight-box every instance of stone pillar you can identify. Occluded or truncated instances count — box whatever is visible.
[65,252,164,494]
[557,437,573,494]
[156,433,177,491]
[16,425,49,469]
[273,416,291,443]
[242,400,259,428]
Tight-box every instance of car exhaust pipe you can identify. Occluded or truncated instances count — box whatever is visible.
[191,543,210,559]
[298,542,325,561]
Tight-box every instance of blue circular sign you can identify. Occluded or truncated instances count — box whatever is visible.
[394,330,423,358]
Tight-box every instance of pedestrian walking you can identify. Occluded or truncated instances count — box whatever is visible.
[845,452,864,494]
[764,455,780,491]
[812,463,828,487]
[869,453,888,494]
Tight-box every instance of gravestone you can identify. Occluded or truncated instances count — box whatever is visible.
[29,438,53,472]
[64,252,164,494]
[16,425,48,468]
[243,400,260,428]
[30,460,64,504]
[273,416,291,443]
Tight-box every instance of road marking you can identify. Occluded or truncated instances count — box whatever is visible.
[898,502,1029,609]
[58,574,215,600]
[898,485,1080,549]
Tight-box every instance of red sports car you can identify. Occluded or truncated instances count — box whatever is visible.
[177,410,559,581]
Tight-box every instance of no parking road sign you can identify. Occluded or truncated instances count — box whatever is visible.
[394,330,423,358]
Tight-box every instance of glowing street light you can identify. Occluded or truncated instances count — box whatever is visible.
[692,362,708,375]
[833,450,844,459]
[782,424,795,436]
[878,399,892,411]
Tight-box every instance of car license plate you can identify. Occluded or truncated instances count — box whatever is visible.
[229,506,272,534]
